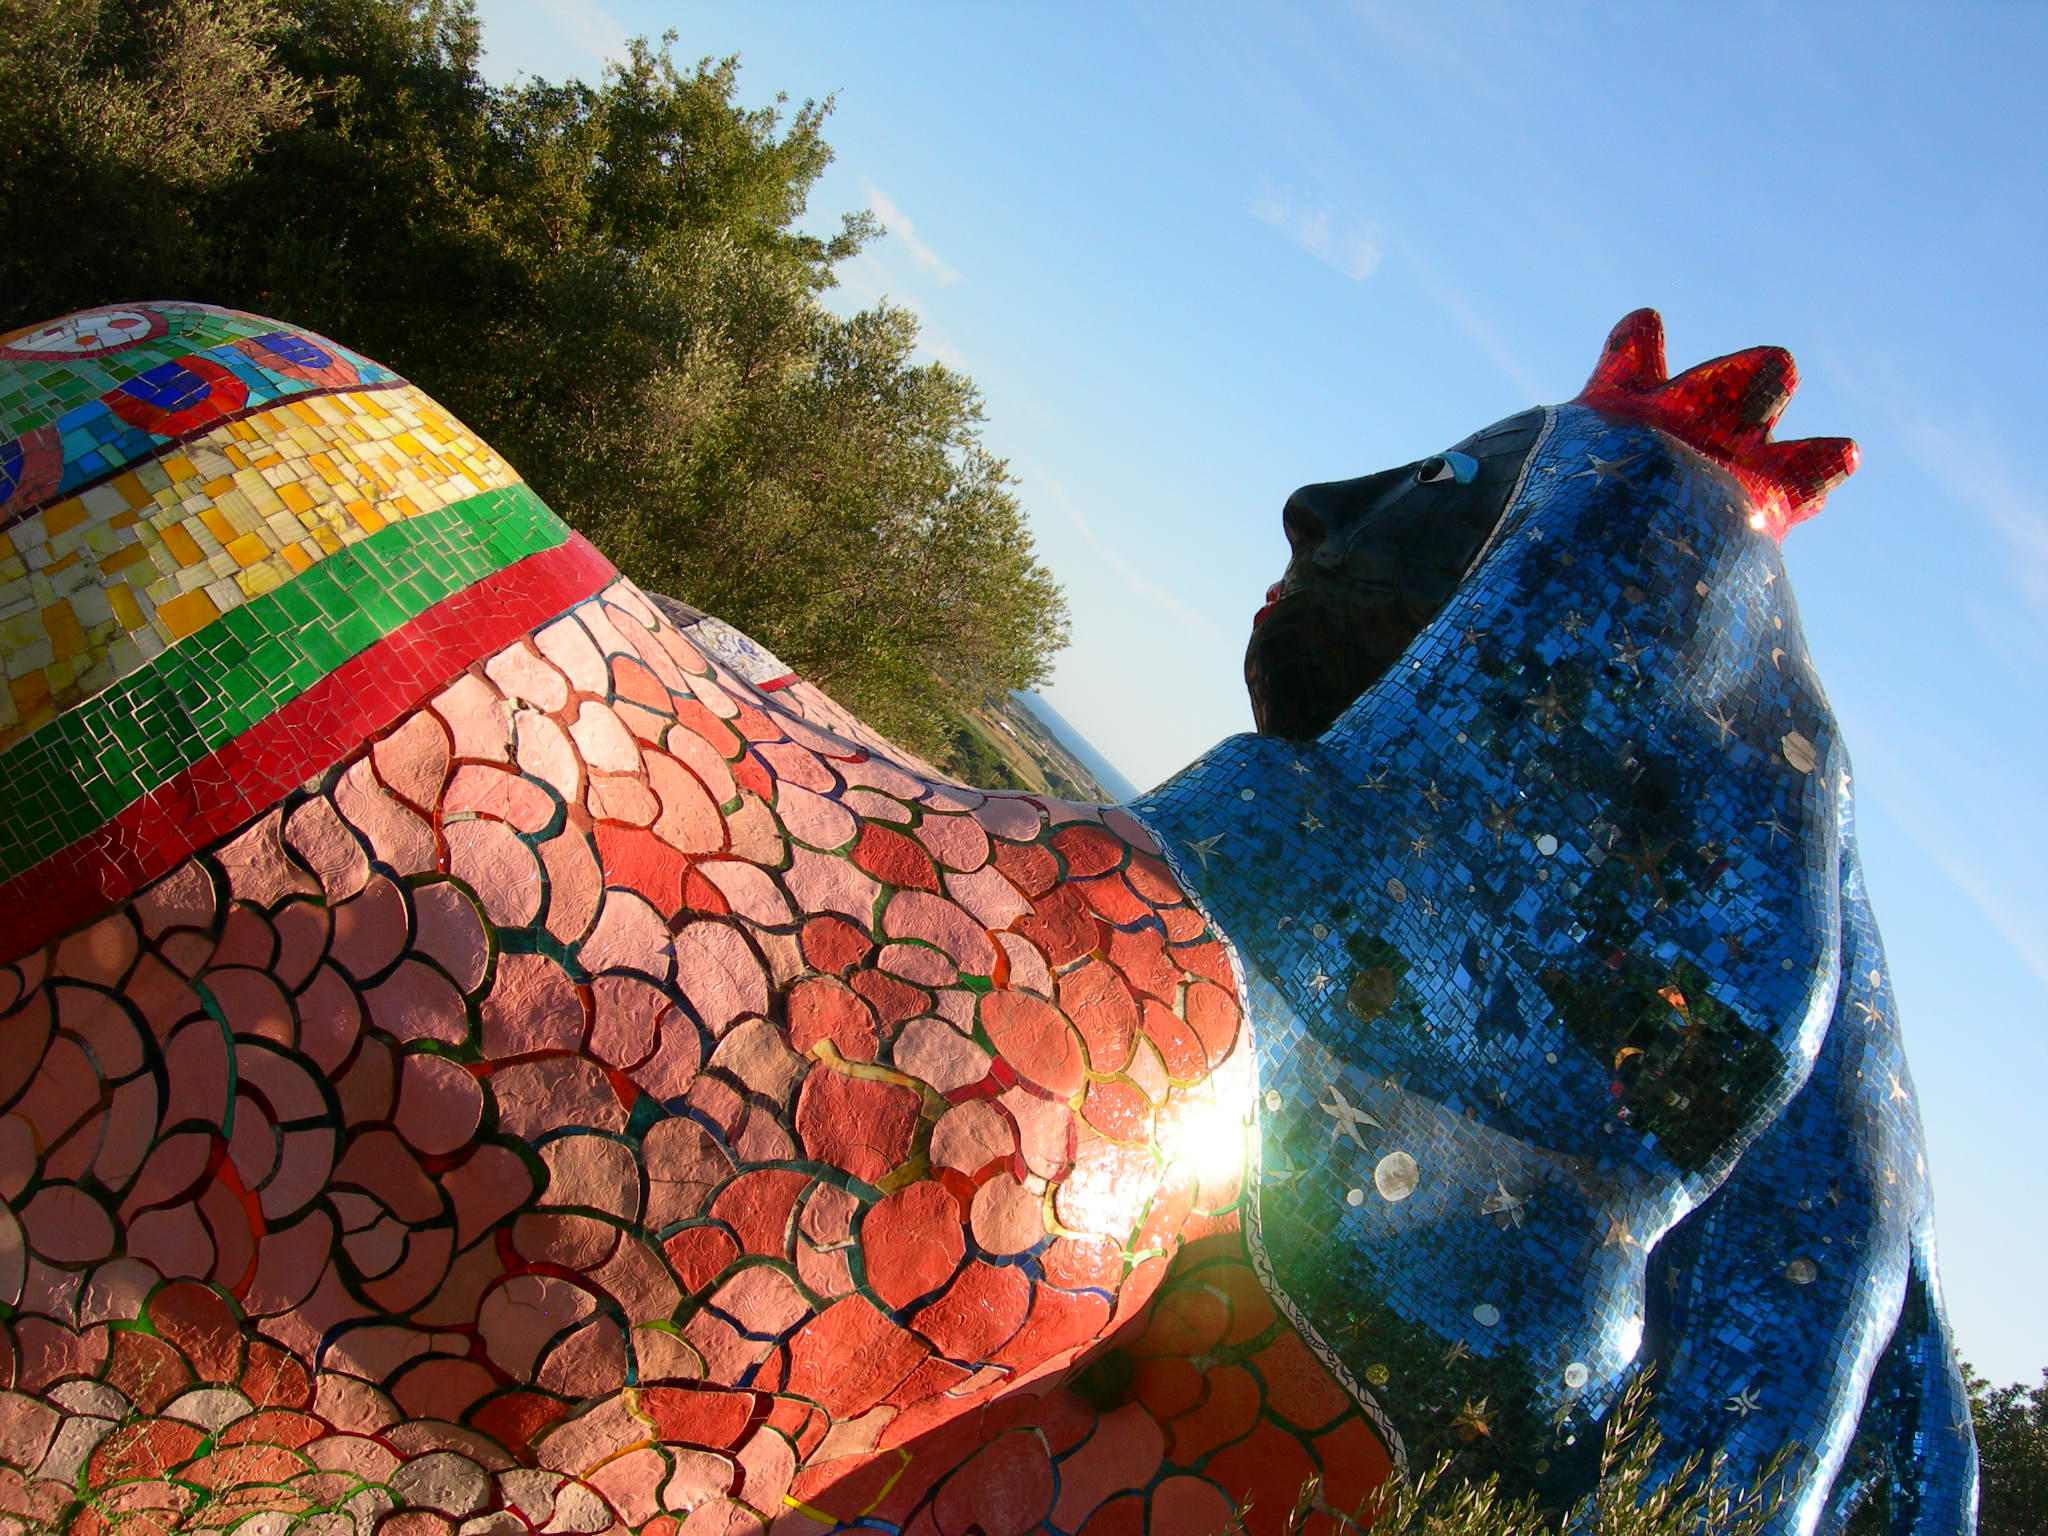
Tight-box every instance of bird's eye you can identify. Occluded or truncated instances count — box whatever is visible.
[1417,451,1480,486]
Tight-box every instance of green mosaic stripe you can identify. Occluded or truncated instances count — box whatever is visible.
[0,482,566,882]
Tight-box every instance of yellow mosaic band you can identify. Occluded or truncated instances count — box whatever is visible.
[2,381,520,748]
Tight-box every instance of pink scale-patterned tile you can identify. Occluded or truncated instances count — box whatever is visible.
[590,772,660,826]
[21,1185,115,1266]
[533,616,611,696]
[122,954,202,1047]
[394,1054,485,1156]
[209,903,279,971]
[913,816,989,875]
[513,711,584,807]
[328,875,409,981]
[705,1264,811,1344]
[485,644,571,713]
[577,890,673,983]
[429,673,514,764]
[362,1223,456,1313]
[587,1235,683,1324]
[334,761,436,874]
[774,782,856,851]
[835,753,926,801]
[569,701,643,776]
[372,711,455,813]
[540,1134,643,1224]
[930,987,975,1030]
[783,846,880,927]
[157,1021,230,1129]
[515,1210,626,1279]
[334,1128,441,1227]
[0,1116,33,1202]
[132,861,218,942]
[663,724,740,802]
[976,797,1045,842]
[695,861,794,927]
[480,951,585,1058]
[52,913,138,987]
[645,754,727,857]
[409,883,488,994]
[877,943,957,988]
[226,1094,281,1191]
[722,791,786,866]
[271,903,330,991]
[443,763,558,834]
[532,1318,626,1400]
[118,1126,213,1220]
[254,1124,338,1224]
[734,1426,798,1510]
[624,1011,704,1104]
[667,921,768,1036]
[684,668,742,721]
[582,971,666,1073]
[365,959,468,1046]
[706,1023,804,1120]
[840,788,913,824]
[998,1089,1075,1184]
[282,800,371,903]
[682,1309,774,1386]
[535,829,604,946]
[212,819,319,913]
[126,1200,215,1280]
[491,1058,629,1140]
[58,985,146,1078]
[242,1211,335,1318]
[882,891,996,976]
[575,600,643,668]
[440,1144,534,1250]
[752,741,836,793]
[892,1018,989,1096]
[968,1176,1044,1258]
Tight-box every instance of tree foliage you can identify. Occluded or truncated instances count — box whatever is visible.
[1966,1366,2048,1535]
[0,0,1067,757]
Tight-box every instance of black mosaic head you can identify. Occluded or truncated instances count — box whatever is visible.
[1245,408,1547,739]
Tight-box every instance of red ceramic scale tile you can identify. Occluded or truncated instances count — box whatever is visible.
[0,557,1406,1535]
[1202,1420,1322,1536]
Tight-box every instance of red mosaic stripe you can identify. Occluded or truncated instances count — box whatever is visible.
[0,533,616,958]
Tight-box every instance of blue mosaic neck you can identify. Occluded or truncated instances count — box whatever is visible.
[1132,405,1974,1529]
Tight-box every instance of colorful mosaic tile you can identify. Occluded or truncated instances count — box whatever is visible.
[0,382,522,746]
[0,305,1970,1536]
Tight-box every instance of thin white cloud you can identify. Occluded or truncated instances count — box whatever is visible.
[1250,184,1383,281]
[1021,462,1224,643]
[1865,733,2048,1009]
[863,184,962,286]
[1398,237,1547,402]
[832,251,971,372]
[1893,415,2048,614]
[532,0,628,64]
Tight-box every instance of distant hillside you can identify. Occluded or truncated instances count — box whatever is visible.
[942,694,1124,802]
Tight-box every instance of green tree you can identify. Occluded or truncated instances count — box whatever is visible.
[0,0,1067,760]
[1968,1366,2048,1535]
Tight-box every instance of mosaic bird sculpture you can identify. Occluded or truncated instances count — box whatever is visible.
[0,303,1971,1536]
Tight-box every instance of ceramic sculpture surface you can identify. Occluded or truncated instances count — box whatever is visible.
[0,303,1972,1535]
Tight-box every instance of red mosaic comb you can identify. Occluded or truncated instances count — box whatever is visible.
[1575,308,1858,540]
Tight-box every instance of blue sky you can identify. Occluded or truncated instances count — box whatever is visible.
[470,0,2048,1386]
